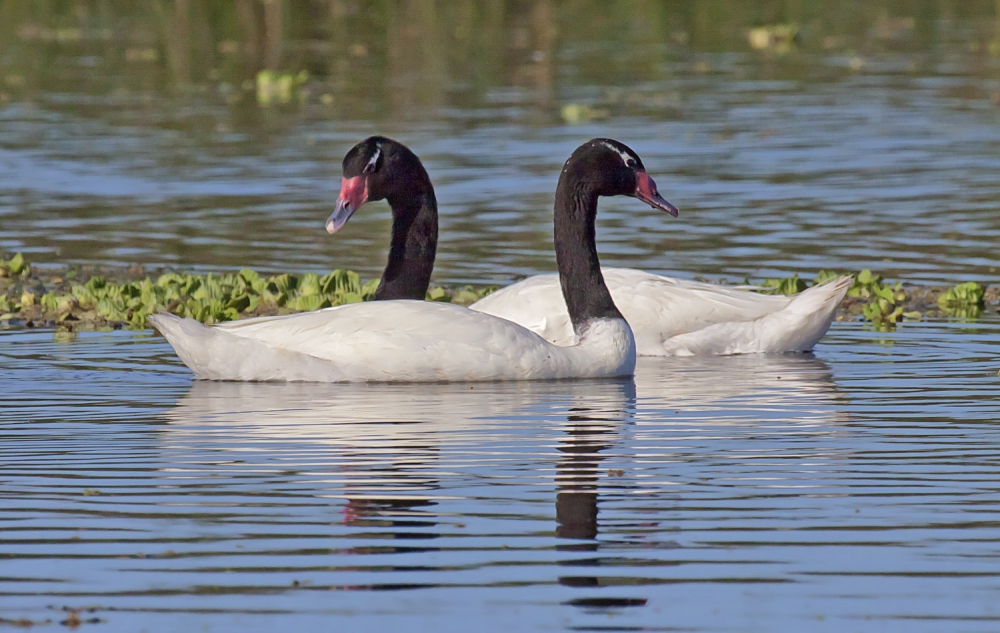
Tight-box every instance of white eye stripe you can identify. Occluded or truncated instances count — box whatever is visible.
[599,141,636,167]
[365,143,381,172]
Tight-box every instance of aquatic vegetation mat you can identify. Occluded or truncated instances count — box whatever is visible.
[0,253,994,332]
[0,254,492,331]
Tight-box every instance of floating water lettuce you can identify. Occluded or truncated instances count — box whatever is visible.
[0,253,494,330]
[761,274,806,295]
[0,252,991,332]
[0,252,30,278]
[938,281,985,319]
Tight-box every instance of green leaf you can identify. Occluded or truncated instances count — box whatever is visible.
[321,269,362,296]
[361,278,380,300]
[121,282,141,300]
[761,275,806,296]
[40,293,76,315]
[0,294,17,313]
[427,286,447,301]
[873,284,895,302]
[939,281,986,311]
[227,294,251,313]
[96,296,127,322]
[6,252,27,275]
[298,273,321,296]
[292,294,331,312]
[451,288,481,305]
[813,270,842,286]
[268,273,297,295]
[86,276,108,293]
[335,291,363,305]
[239,268,267,293]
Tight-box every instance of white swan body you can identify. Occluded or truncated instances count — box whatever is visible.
[470,269,852,356]
[148,301,636,383]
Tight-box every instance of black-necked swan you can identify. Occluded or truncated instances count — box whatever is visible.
[148,137,677,382]
[325,137,436,301]
[326,138,852,356]
[473,269,852,356]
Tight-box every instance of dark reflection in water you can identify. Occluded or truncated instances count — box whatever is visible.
[5,321,1000,631]
[554,383,635,603]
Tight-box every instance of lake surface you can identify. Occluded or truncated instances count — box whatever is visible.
[1,2,1000,285]
[3,319,1000,631]
[3,2,1000,631]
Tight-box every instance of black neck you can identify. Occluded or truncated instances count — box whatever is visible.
[372,188,438,301]
[554,179,623,331]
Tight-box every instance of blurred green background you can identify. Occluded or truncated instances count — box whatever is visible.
[3,1,999,114]
[1,1,999,285]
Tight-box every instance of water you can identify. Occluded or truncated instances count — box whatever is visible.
[4,2,1000,630]
[1,2,1000,285]
[3,320,1000,631]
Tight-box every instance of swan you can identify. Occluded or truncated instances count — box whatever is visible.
[149,137,678,382]
[325,139,852,356]
[472,269,852,356]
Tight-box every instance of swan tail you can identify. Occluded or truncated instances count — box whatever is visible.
[769,274,852,349]
[658,275,852,356]
[149,313,345,381]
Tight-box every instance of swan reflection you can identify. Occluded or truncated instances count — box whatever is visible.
[634,353,842,409]
[161,354,843,568]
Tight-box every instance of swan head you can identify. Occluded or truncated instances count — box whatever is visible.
[327,136,428,234]
[569,139,679,217]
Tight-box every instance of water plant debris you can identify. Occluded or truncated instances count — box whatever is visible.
[0,253,492,331]
[0,254,994,332]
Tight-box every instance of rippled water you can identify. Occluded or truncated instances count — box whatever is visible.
[4,3,1000,630]
[4,320,1000,630]
[2,3,1000,285]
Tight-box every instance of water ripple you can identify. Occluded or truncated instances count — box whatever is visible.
[3,320,1000,630]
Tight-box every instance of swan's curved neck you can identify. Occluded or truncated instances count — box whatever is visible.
[372,186,438,301]
[554,179,623,331]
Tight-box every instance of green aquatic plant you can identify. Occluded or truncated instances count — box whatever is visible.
[0,252,497,330]
[12,251,987,335]
[561,103,610,124]
[850,269,923,330]
[761,274,806,296]
[747,23,799,53]
[451,285,494,305]
[256,69,309,106]
[0,293,19,318]
[938,281,985,319]
[843,269,905,330]
[0,252,30,278]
